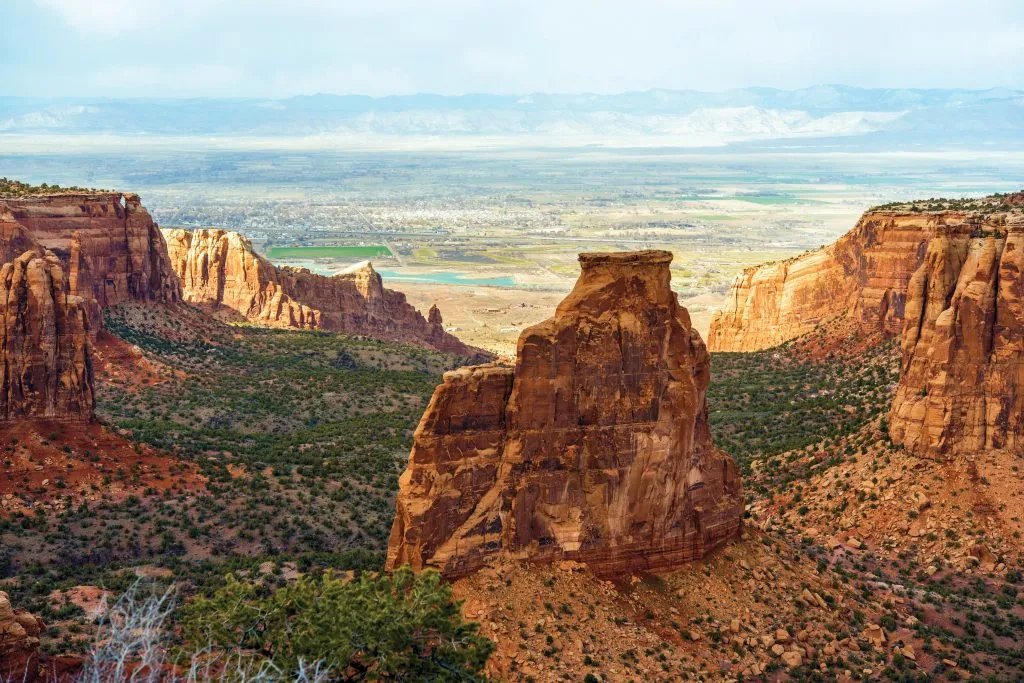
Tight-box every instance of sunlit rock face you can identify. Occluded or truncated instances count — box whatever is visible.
[163,227,486,357]
[0,248,93,421]
[890,223,1024,458]
[708,211,948,352]
[1,193,181,321]
[387,250,743,578]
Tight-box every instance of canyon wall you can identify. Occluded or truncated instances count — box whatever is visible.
[889,222,1024,458]
[386,250,743,578]
[0,248,94,421]
[163,228,484,357]
[1,194,181,320]
[708,211,948,352]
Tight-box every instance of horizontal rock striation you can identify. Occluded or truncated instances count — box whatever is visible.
[889,220,1024,458]
[0,247,93,421]
[708,211,941,352]
[387,250,743,578]
[163,228,485,357]
[1,193,181,323]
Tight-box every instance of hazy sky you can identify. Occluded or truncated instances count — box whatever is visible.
[3,0,1024,98]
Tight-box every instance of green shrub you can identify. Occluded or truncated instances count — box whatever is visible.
[182,566,493,679]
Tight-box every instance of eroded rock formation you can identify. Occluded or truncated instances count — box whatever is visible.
[0,248,94,421]
[889,222,1024,458]
[387,250,743,578]
[163,228,484,357]
[1,193,181,322]
[0,591,45,682]
[0,222,39,264]
[708,211,940,352]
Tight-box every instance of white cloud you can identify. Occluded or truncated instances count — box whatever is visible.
[268,65,417,98]
[18,0,1024,96]
[34,0,216,35]
[93,64,241,94]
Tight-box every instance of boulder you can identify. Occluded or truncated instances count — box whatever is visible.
[0,591,44,682]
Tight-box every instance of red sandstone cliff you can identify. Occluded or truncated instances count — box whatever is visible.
[0,190,178,423]
[889,219,1024,458]
[1,193,181,322]
[707,211,942,352]
[0,247,93,421]
[386,250,743,578]
[163,228,486,357]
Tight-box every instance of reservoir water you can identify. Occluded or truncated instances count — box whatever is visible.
[272,259,517,287]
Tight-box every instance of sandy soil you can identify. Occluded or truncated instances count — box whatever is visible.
[395,282,571,359]
[394,281,716,359]
[0,421,204,514]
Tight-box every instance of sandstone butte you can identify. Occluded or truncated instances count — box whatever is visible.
[707,209,950,353]
[707,193,1020,353]
[162,227,487,358]
[0,190,181,423]
[1,193,181,332]
[386,250,744,579]
[702,189,1024,460]
[0,244,94,422]
[889,216,1024,458]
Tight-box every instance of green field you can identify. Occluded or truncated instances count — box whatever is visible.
[266,245,392,259]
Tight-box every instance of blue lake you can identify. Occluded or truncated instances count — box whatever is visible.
[272,259,518,287]
[377,270,517,287]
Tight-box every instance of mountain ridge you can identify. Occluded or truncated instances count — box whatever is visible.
[3,86,1021,146]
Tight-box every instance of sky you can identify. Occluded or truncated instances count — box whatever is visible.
[3,0,1024,98]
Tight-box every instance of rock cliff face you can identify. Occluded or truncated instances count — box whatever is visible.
[0,194,181,321]
[0,222,39,264]
[387,250,743,578]
[163,228,483,357]
[0,590,45,682]
[708,211,940,352]
[889,222,1024,458]
[0,248,94,421]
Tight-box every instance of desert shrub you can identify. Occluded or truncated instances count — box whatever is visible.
[181,566,493,680]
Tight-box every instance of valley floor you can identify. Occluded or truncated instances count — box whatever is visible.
[3,303,1024,680]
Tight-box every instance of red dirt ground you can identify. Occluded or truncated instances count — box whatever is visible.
[0,420,204,513]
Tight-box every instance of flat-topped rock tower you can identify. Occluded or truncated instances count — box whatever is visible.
[387,250,743,578]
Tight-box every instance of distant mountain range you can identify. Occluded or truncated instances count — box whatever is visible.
[2,85,1022,148]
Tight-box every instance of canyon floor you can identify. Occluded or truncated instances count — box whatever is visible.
[397,281,718,359]
[3,297,1022,680]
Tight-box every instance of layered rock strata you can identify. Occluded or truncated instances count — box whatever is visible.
[708,211,942,352]
[387,250,743,578]
[163,228,483,357]
[0,194,181,321]
[0,248,94,421]
[889,221,1024,458]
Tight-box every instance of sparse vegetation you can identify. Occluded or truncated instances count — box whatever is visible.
[0,177,107,197]
[182,567,493,680]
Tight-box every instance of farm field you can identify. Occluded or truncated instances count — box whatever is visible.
[4,145,1024,357]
